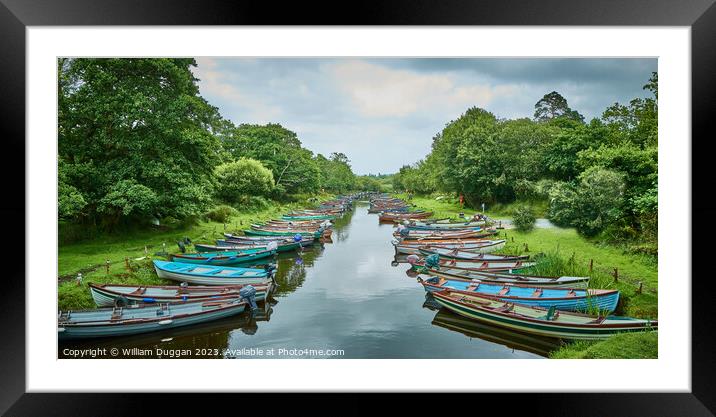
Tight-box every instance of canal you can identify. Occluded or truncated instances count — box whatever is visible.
[60,202,560,359]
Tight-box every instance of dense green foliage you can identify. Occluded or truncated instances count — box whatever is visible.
[392,74,658,247]
[59,58,222,229]
[512,205,536,232]
[58,58,359,235]
[215,158,275,203]
[316,152,357,194]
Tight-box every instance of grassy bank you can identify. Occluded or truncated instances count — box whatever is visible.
[402,194,658,359]
[58,196,332,310]
[550,331,658,359]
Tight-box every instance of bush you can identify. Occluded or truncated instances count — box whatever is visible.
[547,182,579,227]
[204,205,238,223]
[548,168,626,237]
[234,196,271,212]
[512,205,536,232]
[215,158,275,203]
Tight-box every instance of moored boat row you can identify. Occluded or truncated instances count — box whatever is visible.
[370,195,657,341]
[59,195,358,340]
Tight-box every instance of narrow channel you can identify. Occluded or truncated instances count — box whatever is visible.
[60,202,560,358]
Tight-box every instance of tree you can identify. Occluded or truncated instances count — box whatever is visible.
[315,153,356,194]
[222,123,321,195]
[58,58,222,227]
[534,91,584,122]
[215,158,275,203]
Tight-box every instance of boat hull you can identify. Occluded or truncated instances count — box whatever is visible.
[432,290,655,340]
[89,283,271,307]
[153,261,271,286]
[420,279,619,312]
[58,298,248,340]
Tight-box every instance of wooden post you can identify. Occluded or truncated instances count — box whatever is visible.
[511,237,514,242]
[589,259,593,273]
[125,257,130,271]
[105,260,110,275]
[613,268,619,283]
[637,281,643,294]
[524,243,529,252]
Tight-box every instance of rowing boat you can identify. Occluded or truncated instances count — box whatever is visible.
[153,260,272,285]
[406,221,486,230]
[171,248,276,265]
[210,240,311,253]
[418,243,508,257]
[244,229,323,238]
[395,230,487,240]
[432,289,656,340]
[58,296,248,340]
[393,239,504,255]
[413,260,535,273]
[419,277,619,312]
[421,267,590,288]
[89,282,272,307]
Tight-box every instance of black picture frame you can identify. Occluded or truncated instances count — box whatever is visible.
[2,0,713,415]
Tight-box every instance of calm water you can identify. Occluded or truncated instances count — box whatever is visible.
[59,202,561,359]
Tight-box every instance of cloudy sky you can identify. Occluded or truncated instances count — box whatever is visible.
[192,58,656,175]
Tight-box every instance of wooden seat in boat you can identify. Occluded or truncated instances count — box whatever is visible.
[129,287,146,295]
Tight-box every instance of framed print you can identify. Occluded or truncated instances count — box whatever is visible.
[2,0,715,414]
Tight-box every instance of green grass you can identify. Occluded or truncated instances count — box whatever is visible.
[58,195,335,310]
[550,331,658,359]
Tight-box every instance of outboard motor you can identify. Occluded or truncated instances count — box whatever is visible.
[239,285,258,311]
[263,263,277,277]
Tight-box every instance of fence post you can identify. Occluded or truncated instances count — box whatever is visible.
[637,281,643,294]
[589,259,593,273]
[105,260,110,275]
[125,257,130,271]
[524,243,529,252]
[613,268,619,283]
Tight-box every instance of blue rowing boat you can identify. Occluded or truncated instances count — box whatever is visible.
[419,276,619,312]
[153,260,272,285]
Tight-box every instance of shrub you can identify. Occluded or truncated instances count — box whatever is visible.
[234,196,271,212]
[547,182,579,227]
[205,205,238,223]
[548,168,626,237]
[512,205,536,232]
[215,158,275,203]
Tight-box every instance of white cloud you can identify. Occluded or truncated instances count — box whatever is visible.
[328,60,517,118]
[192,58,283,123]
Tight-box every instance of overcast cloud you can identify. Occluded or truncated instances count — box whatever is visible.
[192,58,656,175]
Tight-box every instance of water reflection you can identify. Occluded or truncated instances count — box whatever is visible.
[59,203,552,359]
[430,308,562,358]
